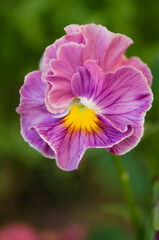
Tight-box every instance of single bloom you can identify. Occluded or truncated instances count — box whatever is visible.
[16,24,153,171]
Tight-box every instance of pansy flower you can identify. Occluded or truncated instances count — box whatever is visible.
[16,24,153,171]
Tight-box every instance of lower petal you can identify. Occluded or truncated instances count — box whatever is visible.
[35,121,86,171]
[35,110,133,171]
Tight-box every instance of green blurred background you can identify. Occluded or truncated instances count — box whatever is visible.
[0,0,159,239]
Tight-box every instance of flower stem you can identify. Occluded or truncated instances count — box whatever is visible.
[111,154,142,239]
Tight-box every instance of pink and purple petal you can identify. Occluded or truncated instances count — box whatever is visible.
[45,77,73,114]
[94,67,153,131]
[40,32,85,72]
[65,24,132,73]
[35,121,86,171]
[35,115,133,171]
[16,71,56,158]
[71,60,103,101]
[100,34,133,72]
[20,111,55,158]
[71,64,152,132]
[85,116,133,148]
[64,24,81,34]
[125,56,152,86]
[49,43,85,79]
[106,125,144,155]
[110,55,152,86]
[17,71,47,114]
[81,24,115,61]
[44,43,86,113]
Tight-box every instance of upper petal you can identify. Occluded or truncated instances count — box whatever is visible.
[45,77,74,113]
[49,42,85,79]
[100,34,133,72]
[40,31,85,72]
[65,24,133,73]
[64,24,81,34]
[43,42,86,114]
[81,24,115,61]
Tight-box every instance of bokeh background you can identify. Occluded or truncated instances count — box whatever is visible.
[0,0,159,239]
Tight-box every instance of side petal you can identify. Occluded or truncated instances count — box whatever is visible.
[94,67,153,132]
[17,71,46,114]
[106,125,144,155]
[72,64,153,132]
[20,111,55,158]
[16,71,56,158]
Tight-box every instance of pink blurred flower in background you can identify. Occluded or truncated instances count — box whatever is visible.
[0,223,87,240]
[154,231,159,240]
[61,223,87,240]
[0,224,38,240]
[17,24,153,171]
[40,223,87,240]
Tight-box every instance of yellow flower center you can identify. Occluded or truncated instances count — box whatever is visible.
[63,104,100,133]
